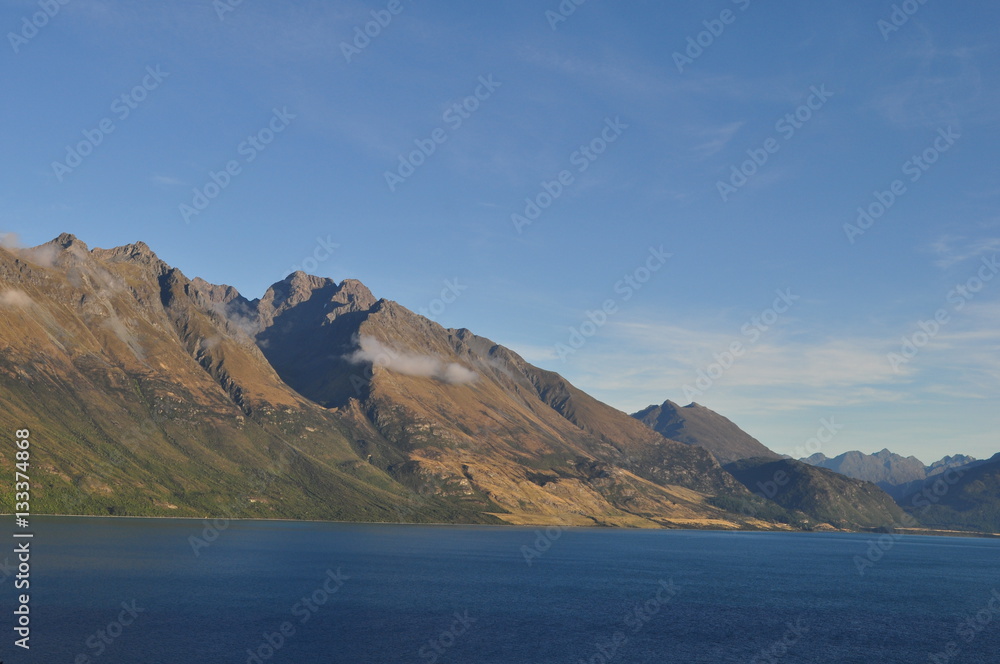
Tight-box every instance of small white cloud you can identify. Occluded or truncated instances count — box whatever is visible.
[198,297,262,339]
[0,232,22,249]
[347,335,477,385]
[200,336,221,351]
[441,362,478,384]
[0,290,33,308]
[21,244,60,268]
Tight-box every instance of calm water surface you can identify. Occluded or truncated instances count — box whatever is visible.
[9,517,1000,663]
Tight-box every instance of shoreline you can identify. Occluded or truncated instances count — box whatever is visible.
[5,512,998,538]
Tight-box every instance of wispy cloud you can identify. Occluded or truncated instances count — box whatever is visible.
[577,319,904,402]
[20,244,60,268]
[150,175,183,187]
[692,121,744,159]
[0,232,22,249]
[928,235,1000,268]
[1,234,62,268]
[868,41,984,130]
[346,335,477,384]
[549,298,1000,418]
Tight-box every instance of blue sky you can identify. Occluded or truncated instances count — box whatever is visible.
[2,0,999,462]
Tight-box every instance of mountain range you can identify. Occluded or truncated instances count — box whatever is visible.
[0,234,995,534]
[802,449,977,499]
[797,439,1000,533]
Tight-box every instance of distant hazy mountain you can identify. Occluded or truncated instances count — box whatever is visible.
[889,456,989,502]
[802,449,977,498]
[724,458,907,530]
[926,454,978,476]
[631,400,779,464]
[802,449,927,486]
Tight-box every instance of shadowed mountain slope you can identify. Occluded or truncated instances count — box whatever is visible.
[899,454,1000,533]
[724,458,907,530]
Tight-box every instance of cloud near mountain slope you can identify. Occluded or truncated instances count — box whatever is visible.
[346,335,478,385]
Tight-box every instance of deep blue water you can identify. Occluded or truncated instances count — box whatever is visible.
[5,517,1000,663]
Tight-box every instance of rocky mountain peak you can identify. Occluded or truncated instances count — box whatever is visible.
[190,277,244,307]
[90,240,163,267]
[333,278,377,310]
[52,232,87,250]
[261,272,332,313]
[255,274,378,334]
[270,273,375,311]
[632,399,779,465]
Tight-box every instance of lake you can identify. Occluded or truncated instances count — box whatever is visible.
[8,517,1000,663]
